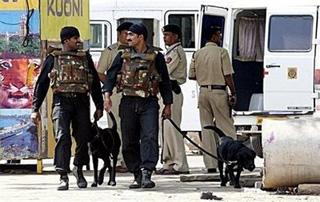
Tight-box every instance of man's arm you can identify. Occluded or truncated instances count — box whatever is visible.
[155,52,173,119]
[177,47,187,84]
[221,49,236,106]
[31,55,54,124]
[32,55,54,113]
[101,52,123,93]
[188,52,196,80]
[221,49,236,95]
[155,52,173,105]
[225,74,237,107]
[87,52,104,110]
[102,52,123,112]
[96,48,113,83]
[224,74,236,95]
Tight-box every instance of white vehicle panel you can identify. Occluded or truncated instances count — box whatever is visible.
[263,6,317,111]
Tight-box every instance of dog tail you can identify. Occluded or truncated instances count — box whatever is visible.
[203,125,226,138]
[108,111,117,131]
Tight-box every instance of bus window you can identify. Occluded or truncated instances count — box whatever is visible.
[90,24,102,48]
[200,15,225,48]
[268,15,313,52]
[90,22,110,50]
[168,14,195,49]
[118,18,158,46]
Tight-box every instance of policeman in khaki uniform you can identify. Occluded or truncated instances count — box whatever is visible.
[96,22,133,172]
[189,26,237,173]
[157,24,189,175]
[31,26,104,190]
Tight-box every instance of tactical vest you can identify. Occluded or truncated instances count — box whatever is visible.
[49,50,92,94]
[117,48,161,98]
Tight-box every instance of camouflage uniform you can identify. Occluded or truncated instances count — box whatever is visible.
[102,46,173,174]
[32,50,103,173]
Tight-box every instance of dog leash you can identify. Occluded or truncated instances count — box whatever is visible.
[165,118,232,165]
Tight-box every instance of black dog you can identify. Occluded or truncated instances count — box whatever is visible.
[204,126,256,188]
[89,111,121,187]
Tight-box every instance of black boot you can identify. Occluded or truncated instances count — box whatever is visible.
[72,165,87,188]
[57,174,69,191]
[141,168,155,188]
[129,171,141,189]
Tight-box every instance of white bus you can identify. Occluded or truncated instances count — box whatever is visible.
[89,0,320,155]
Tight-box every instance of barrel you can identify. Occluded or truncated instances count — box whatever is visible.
[262,118,320,188]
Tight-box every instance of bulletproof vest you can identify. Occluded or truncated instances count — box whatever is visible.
[117,48,161,98]
[49,50,92,94]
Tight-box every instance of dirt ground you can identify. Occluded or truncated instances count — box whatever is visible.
[1,155,319,201]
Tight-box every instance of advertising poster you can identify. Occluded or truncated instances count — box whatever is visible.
[40,0,90,40]
[0,109,38,159]
[0,2,40,159]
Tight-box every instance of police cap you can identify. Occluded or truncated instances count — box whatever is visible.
[117,22,134,32]
[162,24,181,39]
[128,23,148,40]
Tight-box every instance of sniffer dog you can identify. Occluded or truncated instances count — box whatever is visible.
[204,125,256,188]
[89,111,121,187]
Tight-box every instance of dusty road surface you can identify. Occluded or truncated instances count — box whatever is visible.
[0,156,318,202]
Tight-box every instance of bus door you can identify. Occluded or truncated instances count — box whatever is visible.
[263,7,318,112]
[198,5,230,49]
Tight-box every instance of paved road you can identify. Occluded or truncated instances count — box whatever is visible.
[0,156,318,202]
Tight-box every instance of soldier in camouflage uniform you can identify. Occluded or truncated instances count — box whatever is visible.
[31,26,103,191]
[102,23,173,189]
[96,22,133,173]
